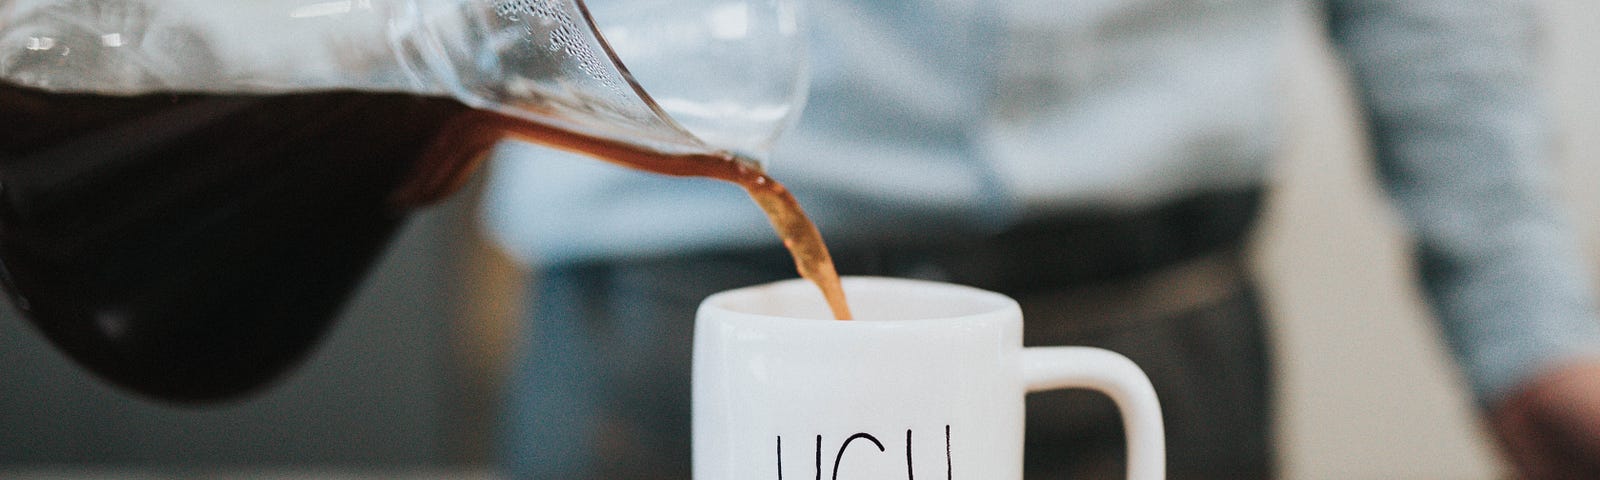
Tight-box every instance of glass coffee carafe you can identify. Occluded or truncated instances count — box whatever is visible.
[0,0,807,402]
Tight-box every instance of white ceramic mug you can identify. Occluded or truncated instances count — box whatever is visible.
[693,277,1165,480]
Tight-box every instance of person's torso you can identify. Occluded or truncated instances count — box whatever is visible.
[481,0,1293,266]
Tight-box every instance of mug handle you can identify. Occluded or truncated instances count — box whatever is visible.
[1022,346,1166,480]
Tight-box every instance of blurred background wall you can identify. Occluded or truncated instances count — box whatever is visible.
[1,1,1596,478]
[1259,1,1599,477]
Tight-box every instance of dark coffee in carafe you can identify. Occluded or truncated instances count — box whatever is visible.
[0,82,849,402]
[0,84,481,401]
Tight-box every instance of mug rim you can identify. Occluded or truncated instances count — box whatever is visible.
[698,276,1020,327]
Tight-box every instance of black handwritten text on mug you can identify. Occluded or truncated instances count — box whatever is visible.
[775,425,953,480]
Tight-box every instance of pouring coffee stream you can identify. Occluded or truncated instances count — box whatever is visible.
[409,107,853,321]
[0,0,844,402]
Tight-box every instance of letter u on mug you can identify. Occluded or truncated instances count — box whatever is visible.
[693,277,1164,480]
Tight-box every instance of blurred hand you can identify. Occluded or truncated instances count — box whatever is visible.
[1490,361,1600,480]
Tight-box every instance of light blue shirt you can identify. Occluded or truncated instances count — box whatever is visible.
[482,0,1600,406]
